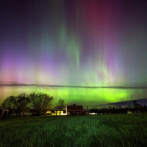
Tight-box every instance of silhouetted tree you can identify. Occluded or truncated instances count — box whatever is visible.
[1,96,15,109]
[143,105,147,112]
[14,93,30,115]
[109,106,112,109]
[133,100,138,108]
[90,108,95,113]
[113,106,115,109]
[56,99,66,115]
[30,92,53,115]
[24,106,31,114]
[133,100,143,112]
[1,96,16,115]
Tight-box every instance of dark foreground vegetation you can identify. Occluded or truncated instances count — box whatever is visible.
[0,113,147,147]
[1,93,54,116]
[90,100,147,114]
[1,93,67,117]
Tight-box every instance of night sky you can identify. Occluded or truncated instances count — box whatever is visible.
[0,0,147,108]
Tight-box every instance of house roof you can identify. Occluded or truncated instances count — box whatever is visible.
[67,105,83,111]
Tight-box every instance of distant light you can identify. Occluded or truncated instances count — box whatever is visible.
[89,113,96,115]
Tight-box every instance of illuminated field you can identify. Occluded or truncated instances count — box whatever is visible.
[0,114,147,146]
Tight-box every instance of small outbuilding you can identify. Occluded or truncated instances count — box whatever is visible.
[127,110,132,114]
[0,108,9,119]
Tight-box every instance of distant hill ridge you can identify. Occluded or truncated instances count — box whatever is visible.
[0,83,147,89]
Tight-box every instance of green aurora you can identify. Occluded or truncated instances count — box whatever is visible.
[0,86,146,109]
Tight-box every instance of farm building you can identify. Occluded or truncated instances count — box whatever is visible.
[46,104,89,115]
[0,108,9,119]
[67,104,89,115]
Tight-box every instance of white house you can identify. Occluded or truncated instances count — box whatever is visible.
[46,106,67,115]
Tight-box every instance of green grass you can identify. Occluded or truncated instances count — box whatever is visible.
[0,113,147,147]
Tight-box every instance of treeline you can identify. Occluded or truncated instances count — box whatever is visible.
[1,92,53,116]
[90,100,147,114]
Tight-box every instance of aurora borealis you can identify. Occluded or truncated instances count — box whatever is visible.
[0,0,147,108]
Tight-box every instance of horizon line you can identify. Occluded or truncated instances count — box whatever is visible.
[0,83,147,89]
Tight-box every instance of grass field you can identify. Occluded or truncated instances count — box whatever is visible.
[0,113,147,147]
